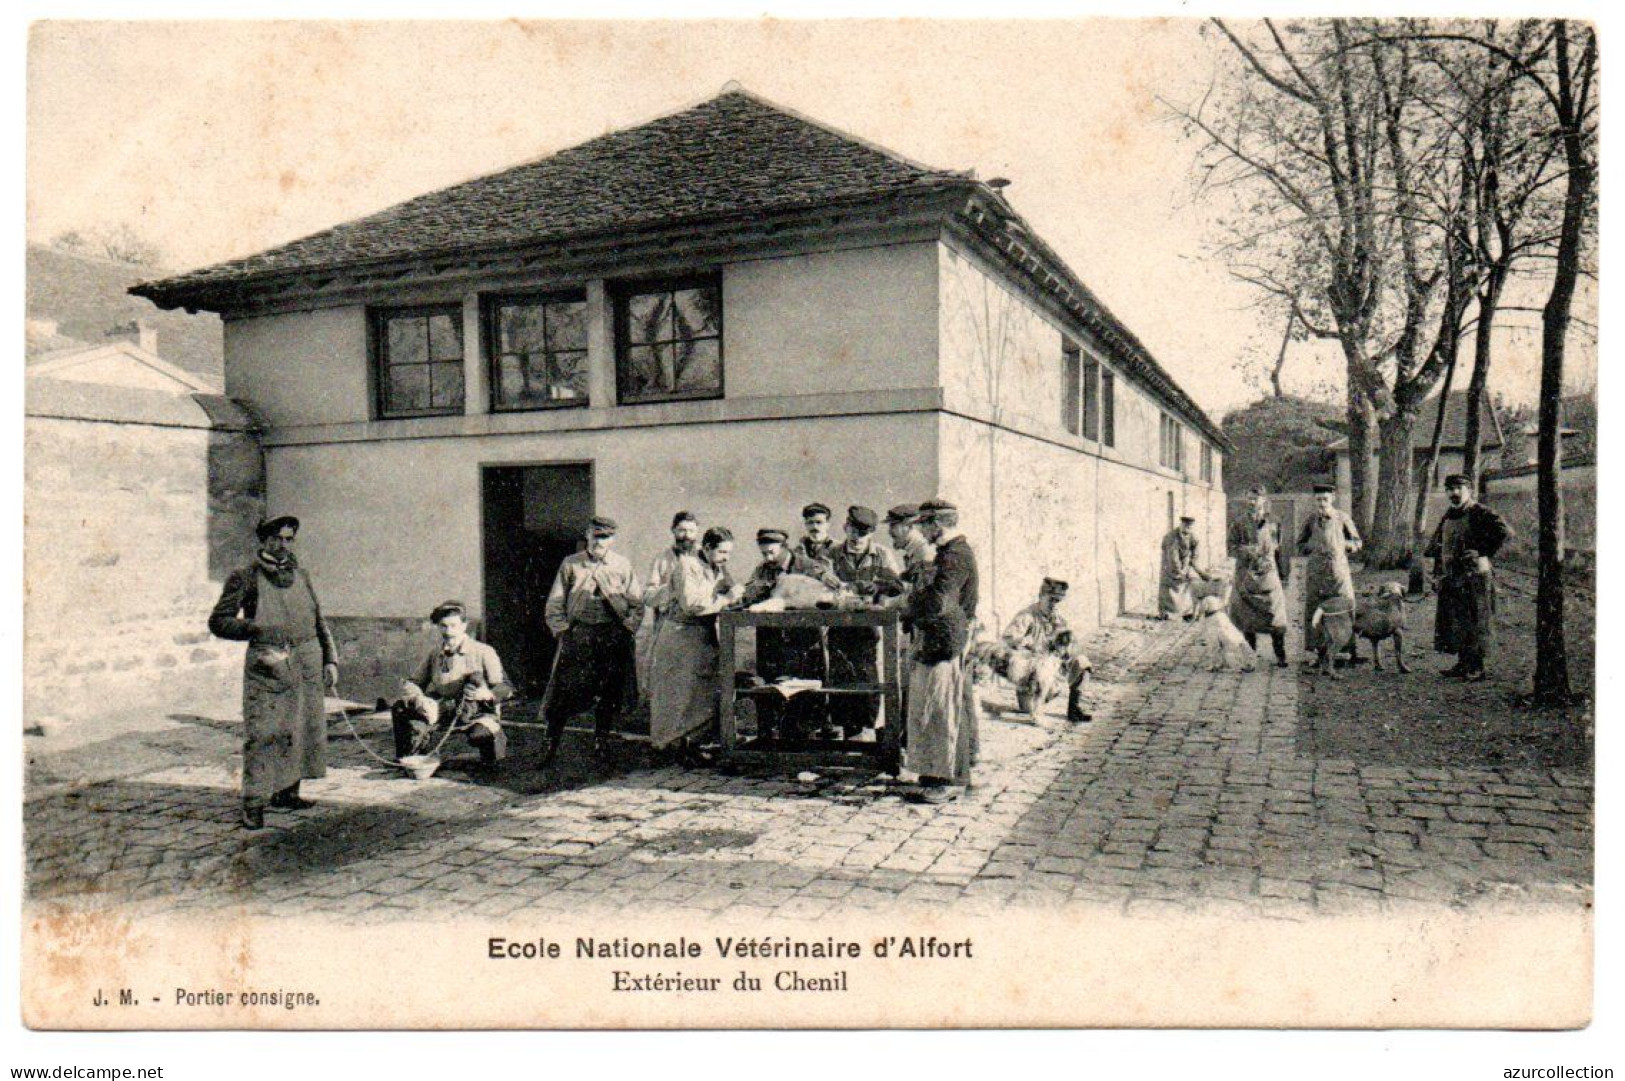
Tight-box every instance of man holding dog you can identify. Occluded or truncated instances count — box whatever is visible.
[1001,578,1092,722]
[1297,483,1362,672]
[1158,515,1207,619]
[1425,474,1511,682]
[391,600,514,766]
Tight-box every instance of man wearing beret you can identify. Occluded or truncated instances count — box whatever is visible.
[539,516,642,764]
[826,506,906,737]
[904,499,980,801]
[1424,474,1512,681]
[209,515,339,830]
[391,600,514,766]
[1001,578,1093,722]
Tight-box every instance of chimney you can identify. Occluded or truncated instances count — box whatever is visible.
[105,319,158,355]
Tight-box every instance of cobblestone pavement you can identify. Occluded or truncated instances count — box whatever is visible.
[25,597,1592,922]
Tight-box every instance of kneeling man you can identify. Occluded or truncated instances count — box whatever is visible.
[1000,578,1092,722]
[393,600,514,765]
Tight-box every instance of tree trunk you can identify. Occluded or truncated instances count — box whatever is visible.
[1343,342,1378,536]
[1270,307,1294,399]
[1413,343,1460,542]
[1367,407,1420,568]
[1532,23,1590,707]
[1461,267,1507,484]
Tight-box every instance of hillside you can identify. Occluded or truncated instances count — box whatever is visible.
[26,244,223,384]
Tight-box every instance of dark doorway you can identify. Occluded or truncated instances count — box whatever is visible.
[481,463,593,695]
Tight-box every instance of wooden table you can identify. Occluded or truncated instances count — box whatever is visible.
[715,608,904,774]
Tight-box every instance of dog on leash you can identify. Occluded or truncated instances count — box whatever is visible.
[1351,581,1413,673]
[1192,593,1256,672]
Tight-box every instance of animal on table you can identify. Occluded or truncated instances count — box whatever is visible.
[1191,593,1255,672]
[1351,581,1413,673]
[746,573,870,612]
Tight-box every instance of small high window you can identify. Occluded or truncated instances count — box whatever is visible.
[1061,343,1082,436]
[1082,355,1100,442]
[1101,369,1116,447]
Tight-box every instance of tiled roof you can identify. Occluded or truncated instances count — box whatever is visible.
[135,91,964,301]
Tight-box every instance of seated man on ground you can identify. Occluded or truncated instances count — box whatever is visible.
[391,600,514,766]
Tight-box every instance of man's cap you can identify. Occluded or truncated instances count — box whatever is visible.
[919,498,958,520]
[1041,577,1070,595]
[1180,515,1197,524]
[1313,483,1336,495]
[1250,485,1270,497]
[885,503,920,524]
[756,528,788,545]
[670,510,698,528]
[1444,473,1472,488]
[846,505,879,532]
[801,502,832,519]
[588,515,618,536]
[429,600,467,623]
[256,515,300,540]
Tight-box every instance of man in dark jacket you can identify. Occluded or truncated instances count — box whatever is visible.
[1424,474,1512,681]
[903,499,980,801]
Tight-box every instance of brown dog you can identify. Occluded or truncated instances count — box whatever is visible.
[1351,581,1412,673]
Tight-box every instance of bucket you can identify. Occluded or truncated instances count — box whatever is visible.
[398,754,441,781]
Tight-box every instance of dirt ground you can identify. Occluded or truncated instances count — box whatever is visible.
[1296,566,1594,771]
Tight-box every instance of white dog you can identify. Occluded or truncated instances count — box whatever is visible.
[1191,593,1256,672]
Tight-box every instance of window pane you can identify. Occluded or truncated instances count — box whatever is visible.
[387,316,427,368]
[1082,357,1099,441]
[388,364,429,413]
[627,293,671,346]
[428,313,462,361]
[673,338,721,393]
[497,355,525,404]
[430,362,465,410]
[545,301,588,352]
[623,344,671,398]
[673,286,720,339]
[1061,351,1081,436]
[500,304,544,354]
[551,350,589,399]
[1102,371,1116,446]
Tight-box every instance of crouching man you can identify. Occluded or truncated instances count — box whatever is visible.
[393,600,514,765]
[1000,578,1092,722]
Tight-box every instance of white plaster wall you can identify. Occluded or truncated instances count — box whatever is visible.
[224,306,370,427]
[266,411,940,619]
[726,243,939,398]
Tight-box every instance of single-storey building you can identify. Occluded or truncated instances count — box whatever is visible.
[134,90,1226,699]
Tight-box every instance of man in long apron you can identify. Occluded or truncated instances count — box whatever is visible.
[1296,483,1362,672]
[635,511,699,701]
[1228,486,1290,586]
[539,516,642,765]
[904,499,979,803]
[208,515,339,830]
[1424,474,1512,681]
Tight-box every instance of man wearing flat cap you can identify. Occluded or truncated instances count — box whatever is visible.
[391,600,514,766]
[903,499,980,801]
[885,504,935,596]
[209,515,339,830]
[1158,514,1208,619]
[1424,474,1511,681]
[741,527,831,742]
[539,516,642,764]
[1297,484,1363,670]
[826,506,906,737]
[1000,578,1093,722]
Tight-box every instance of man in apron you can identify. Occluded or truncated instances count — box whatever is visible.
[1296,483,1362,672]
[1424,474,1512,681]
[208,515,339,830]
